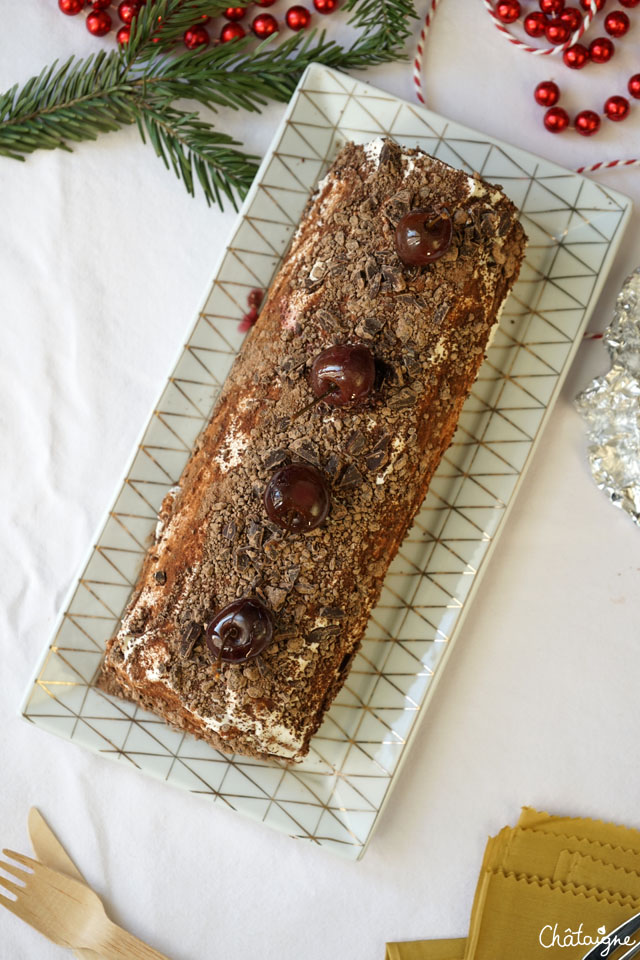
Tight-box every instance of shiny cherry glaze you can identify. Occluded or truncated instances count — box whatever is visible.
[310,344,376,406]
[395,208,453,266]
[205,598,274,663]
[263,463,330,533]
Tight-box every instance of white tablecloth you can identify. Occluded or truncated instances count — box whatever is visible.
[2,3,639,958]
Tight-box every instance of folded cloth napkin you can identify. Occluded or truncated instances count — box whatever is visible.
[386,808,640,960]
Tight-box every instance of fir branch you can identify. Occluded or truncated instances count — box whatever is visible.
[0,0,417,202]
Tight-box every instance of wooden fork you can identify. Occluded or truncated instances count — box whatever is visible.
[0,850,171,960]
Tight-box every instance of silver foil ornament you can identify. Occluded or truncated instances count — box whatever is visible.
[575,267,640,527]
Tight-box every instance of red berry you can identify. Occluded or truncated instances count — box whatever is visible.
[313,0,338,12]
[251,12,278,35]
[116,24,131,42]
[563,43,589,67]
[545,18,571,43]
[544,106,570,132]
[604,11,630,36]
[589,36,614,62]
[559,6,582,30]
[247,289,264,309]
[58,0,84,14]
[184,24,210,48]
[205,598,274,664]
[395,208,453,266]
[220,21,245,41]
[224,6,245,19]
[534,80,560,106]
[264,464,331,533]
[117,0,140,23]
[286,4,312,29]
[604,95,630,120]
[86,9,112,33]
[580,0,606,9]
[575,109,601,135]
[629,74,640,99]
[524,11,547,35]
[495,0,521,23]
[618,0,639,6]
[539,0,564,14]
[310,345,376,407]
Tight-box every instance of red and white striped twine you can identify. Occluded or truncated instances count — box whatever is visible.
[411,0,640,173]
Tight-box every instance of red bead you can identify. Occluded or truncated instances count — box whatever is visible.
[184,24,210,48]
[563,42,589,67]
[604,11,629,36]
[118,0,140,23]
[286,4,312,29]
[604,95,630,120]
[313,0,338,12]
[580,0,605,9]
[58,0,84,14]
[116,24,130,42]
[539,0,564,14]
[524,11,547,35]
[220,21,245,41]
[544,106,570,131]
[545,18,571,42]
[86,9,112,33]
[629,74,640,99]
[559,6,582,29]
[91,0,112,8]
[575,109,601,135]
[589,36,614,62]
[224,6,245,19]
[255,0,277,5]
[534,80,560,106]
[618,0,639,7]
[251,12,278,35]
[495,0,521,22]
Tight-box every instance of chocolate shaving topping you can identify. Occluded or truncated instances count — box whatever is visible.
[388,388,417,410]
[154,570,167,585]
[222,520,236,540]
[345,429,367,455]
[320,606,346,619]
[180,621,202,658]
[325,454,343,479]
[265,586,288,611]
[337,463,364,489]
[308,625,341,641]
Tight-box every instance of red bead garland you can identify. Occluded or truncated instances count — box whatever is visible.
[544,106,570,132]
[86,9,112,34]
[116,24,131,43]
[589,37,615,62]
[580,0,605,9]
[117,0,140,24]
[604,95,630,120]
[618,0,639,7]
[559,6,582,29]
[286,5,312,30]
[224,6,245,19]
[220,21,245,41]
[183,24,210,48]
[251,12,278,36]
[629,75,640,98]
[313,0,338,13]
[524,11,547,35]
[92,0,112,10]
[59,0,85,15]
[539,0,564,15]
[563,42,589,67]
[534,80,560,105]
[546,18,571,44]
[575,109,601,135]
[604,10,630,36]
[495,0,521,23]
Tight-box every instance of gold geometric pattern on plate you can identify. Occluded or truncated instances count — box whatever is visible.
[22,64,632,859]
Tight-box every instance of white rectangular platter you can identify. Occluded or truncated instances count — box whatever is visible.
[22,63,632,859]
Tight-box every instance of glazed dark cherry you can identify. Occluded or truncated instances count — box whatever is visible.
[310,344,376,406]
[395,207,453,267]
[263,463,331,533]
[205,598,274,664]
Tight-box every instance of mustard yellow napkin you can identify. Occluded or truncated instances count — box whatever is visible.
[385,939,465,960]
[385,807,640,960]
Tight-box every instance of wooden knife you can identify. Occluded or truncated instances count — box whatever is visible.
[27,807,104,960]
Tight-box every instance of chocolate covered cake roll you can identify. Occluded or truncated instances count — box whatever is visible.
[98,138,526,761]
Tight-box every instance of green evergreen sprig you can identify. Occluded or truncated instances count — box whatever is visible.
[0,0,417,207]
